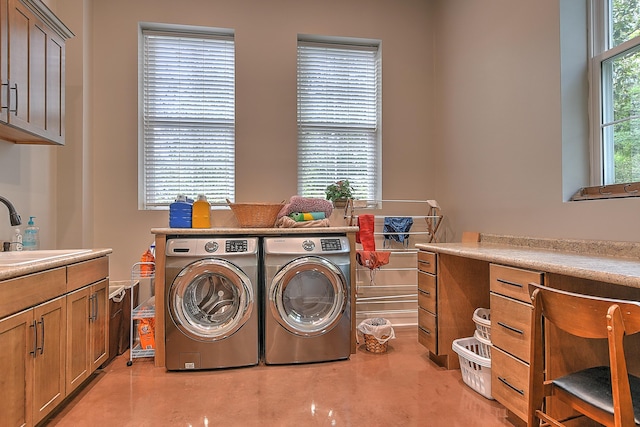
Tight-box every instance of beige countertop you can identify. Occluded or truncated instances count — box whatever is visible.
[416,241,640,290]
[151,226,359,235]
[0,249,112,281]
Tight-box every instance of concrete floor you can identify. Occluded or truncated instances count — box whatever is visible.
[44,329,513,426]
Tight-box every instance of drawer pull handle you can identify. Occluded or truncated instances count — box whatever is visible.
[497,278,523,288]
[498,376,525,396]
[419,289,431,296]
[497,321,524,335]
[418,326,431,335]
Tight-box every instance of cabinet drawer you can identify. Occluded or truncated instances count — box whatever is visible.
[417,272,436,313]
[490,293,532,363]
[492,347,530,422]
[67,256,109,292]
[490,264,543,303]
[418,307,437,353]
[417,251,436,274]
[0,268,66,318]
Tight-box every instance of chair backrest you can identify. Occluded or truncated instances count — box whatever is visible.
[529,283,640,339]
[529,283,640,426]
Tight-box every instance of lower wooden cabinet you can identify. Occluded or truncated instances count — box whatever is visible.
[491,346,530,421]
[66,279,108,393]
[0,296,66,426]
[0,255,109,427]
[490,263,543,422]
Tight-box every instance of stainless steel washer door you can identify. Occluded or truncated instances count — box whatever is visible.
[270,256,347,337]
[169,258,254,342]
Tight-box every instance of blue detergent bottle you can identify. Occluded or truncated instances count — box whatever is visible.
[169,195,193,228]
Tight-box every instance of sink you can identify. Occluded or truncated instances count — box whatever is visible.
[0,249,93,267]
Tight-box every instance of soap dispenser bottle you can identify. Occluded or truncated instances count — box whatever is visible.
[22,216,40,251]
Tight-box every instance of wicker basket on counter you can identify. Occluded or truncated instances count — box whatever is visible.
[227,200,285,228]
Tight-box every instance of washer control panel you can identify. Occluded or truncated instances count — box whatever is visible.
[225,240,248,253]
[166,237,258,256]
[320,238,342,252]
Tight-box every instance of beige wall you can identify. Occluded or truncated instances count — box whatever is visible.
[432,0,640,243]
[1,0,639,283]
[86,0,435,279]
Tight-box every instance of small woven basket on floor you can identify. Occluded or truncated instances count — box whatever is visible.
[227,201,284,228]
[364,333,389,353]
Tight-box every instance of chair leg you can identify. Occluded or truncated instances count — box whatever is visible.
[536,410,565,427]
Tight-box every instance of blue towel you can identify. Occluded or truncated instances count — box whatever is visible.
[383,217,413,248]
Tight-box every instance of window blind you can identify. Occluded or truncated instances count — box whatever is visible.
[297,40,381,200]
[141,29,235,208]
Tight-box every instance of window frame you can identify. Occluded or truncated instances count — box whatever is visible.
[576,0,640,200]
[296,36,382,201]
[138,23,236,210]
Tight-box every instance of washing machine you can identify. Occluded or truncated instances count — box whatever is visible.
[165,237,259,370]
[263,235,351,365]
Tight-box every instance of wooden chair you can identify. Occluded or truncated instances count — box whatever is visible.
[528,283,640,426]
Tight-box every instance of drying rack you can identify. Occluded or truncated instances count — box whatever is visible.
[346,199,444,329]
[127,261,155,366]
[345,199,443,243]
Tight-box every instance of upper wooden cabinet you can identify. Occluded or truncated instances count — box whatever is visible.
[0,0,72,145]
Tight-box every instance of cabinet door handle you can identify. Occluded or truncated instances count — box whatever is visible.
[89,294,95,322]
[37,317,45,354]
[9,83,18,114]
[29,320,38,357]
[497,321,524,335]
[419,289,431,296]
[498,376,525,395]
[496,278,523,288]
[1,81,7,110]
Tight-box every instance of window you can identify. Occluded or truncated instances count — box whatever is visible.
[576,1,640,199]
[139,25,235,209]
[297,37,381,200]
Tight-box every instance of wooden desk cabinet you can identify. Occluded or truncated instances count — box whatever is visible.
[489,264,543,422]
[417,251,490,369]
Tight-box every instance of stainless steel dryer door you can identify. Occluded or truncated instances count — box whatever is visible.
[168,259,254,342]
[270,256,347,337]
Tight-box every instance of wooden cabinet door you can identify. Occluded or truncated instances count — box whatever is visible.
[90,280,108,371]
[7,0,34,132]
[32,297,66,425]
[6,0,65,144]
[66,280,109,394]
[0,309,32,427]
[0,0,8,125]
[45,30,64,143]
[66,286,90,393]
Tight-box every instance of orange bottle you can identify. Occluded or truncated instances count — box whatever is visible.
[192,194,211,228]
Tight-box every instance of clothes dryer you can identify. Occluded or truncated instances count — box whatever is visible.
[165,237,259,370]
[263,235,351,364]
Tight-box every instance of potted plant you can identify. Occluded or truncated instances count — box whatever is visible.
[325,180,354,208]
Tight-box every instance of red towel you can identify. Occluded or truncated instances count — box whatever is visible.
[357,214,376,251]
[356,250,390,270]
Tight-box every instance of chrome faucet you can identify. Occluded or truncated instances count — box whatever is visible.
[0,196,21,226]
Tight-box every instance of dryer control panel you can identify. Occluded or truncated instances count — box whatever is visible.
[264,236,349,255]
